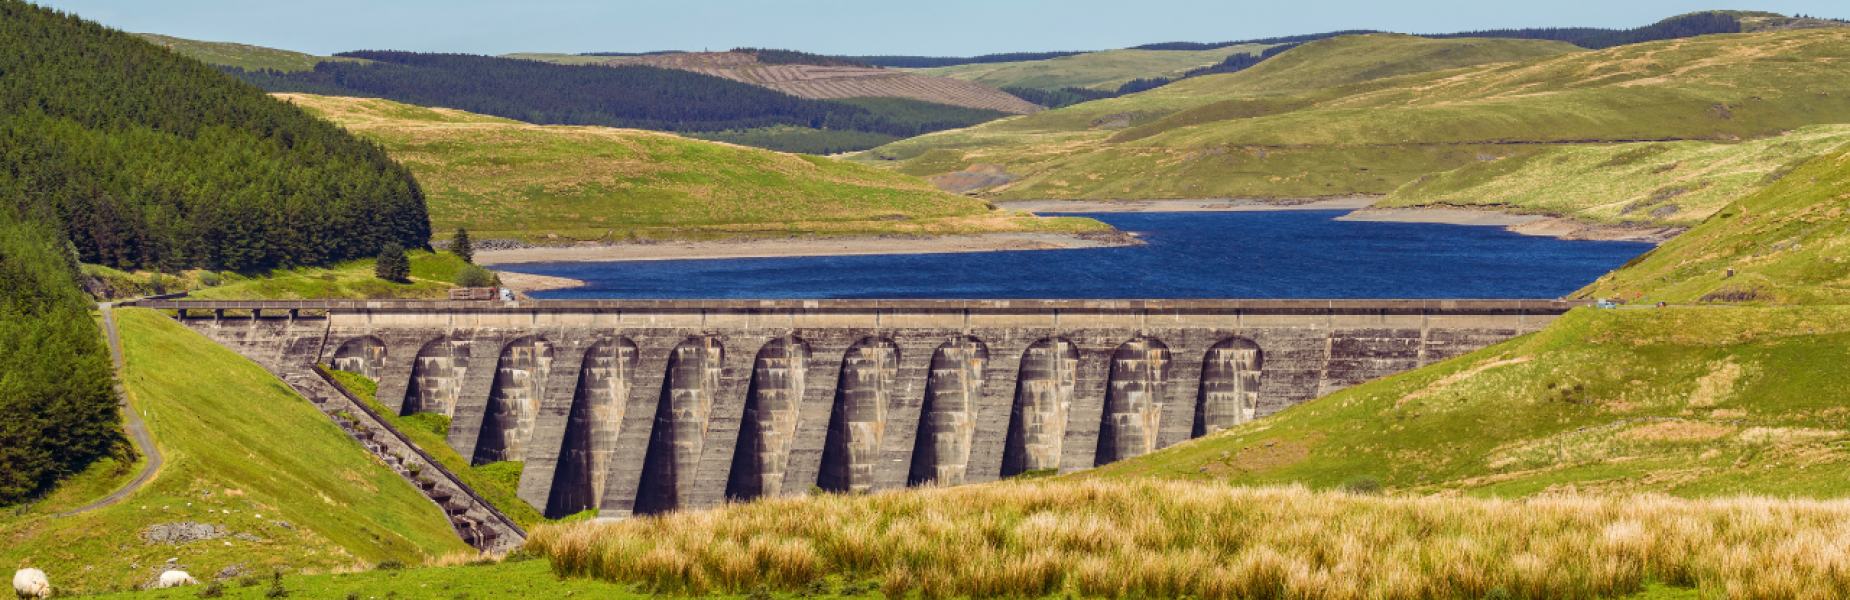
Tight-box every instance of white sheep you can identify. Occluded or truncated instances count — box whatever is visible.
[155,570,198,589]
[12,568,50,599]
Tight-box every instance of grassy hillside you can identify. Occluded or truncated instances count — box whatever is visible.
[1375,124,1850,226]
[280,94,1107,243]
[864,29,1850,201]
[0,309,470,592]
[913,45,1269,92]
[130,33,358,72]
[80,250,470,301]
[1577,144,1850,305]
[498,52,616,66]
[1090,306,1850,499]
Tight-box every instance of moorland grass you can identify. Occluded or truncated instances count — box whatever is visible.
[131,33,359,72]
[0,309,469,592]
[280,94,1108,243]
[1374,125,1850,225]
[531,479,1833,599]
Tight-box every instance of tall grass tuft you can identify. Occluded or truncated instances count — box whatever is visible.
[527,480,1850,598]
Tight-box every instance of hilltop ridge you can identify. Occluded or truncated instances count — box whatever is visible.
[599,51,1045,114]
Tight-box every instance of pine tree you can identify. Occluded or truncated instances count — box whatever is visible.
[451,227,473,264]
[374,243,410,282]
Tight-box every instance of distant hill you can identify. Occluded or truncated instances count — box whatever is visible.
[280,94,1106,243]
[863,27,1850,201]
[599,51,1044,114]
[224,51,1018,153]
[913,46,1269,92]
[1375,125,1850,227]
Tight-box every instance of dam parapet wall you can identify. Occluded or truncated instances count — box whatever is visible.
[137,299,1586,519]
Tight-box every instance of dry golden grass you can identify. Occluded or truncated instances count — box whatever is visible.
[530,479,1850,599]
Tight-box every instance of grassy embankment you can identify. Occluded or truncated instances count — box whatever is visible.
[280,93,1108,245]
[81,249,472,301]
[1373,124,1850,226]
[130,33,360,72]
[862,28,1850,201]
[322,370,563,529]
[911,45,1270,92]
[0,309,469,593]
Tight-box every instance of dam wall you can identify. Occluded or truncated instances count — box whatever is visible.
[142,299,1586,519]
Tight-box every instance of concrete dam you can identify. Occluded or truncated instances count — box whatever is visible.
[140,298,1584,530]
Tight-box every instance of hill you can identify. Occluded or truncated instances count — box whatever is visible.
[599,51,1044,114]
[1575,143,1850,305]
[0,309,471,591]
[281,94,1107,243]
[225,51,1019,153]
[130,32,361,72]
[912,45,1270,92]
[862,28,1850,200]
[1373,124,1850,226]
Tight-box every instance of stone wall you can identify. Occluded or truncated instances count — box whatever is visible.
[155,299,1580,521]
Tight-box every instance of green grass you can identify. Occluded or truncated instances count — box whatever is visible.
[1087,305,1850,498]
[1577,143,1850,305]
[1375,124,1850,225]
[911,45,1271,92]
[0,309,470,593]
[130,33,359,72]
[323,370,549,529]
[281,94,1108,243]
[498,52,621,66]
[864,29,1850,201]
[83,250,472,301]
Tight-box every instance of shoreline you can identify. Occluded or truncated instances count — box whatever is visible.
[1339,208,1686,244]
[477,231,1139,267]
[994,197,1379,213]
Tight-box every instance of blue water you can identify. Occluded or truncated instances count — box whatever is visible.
[518,211,1652,299]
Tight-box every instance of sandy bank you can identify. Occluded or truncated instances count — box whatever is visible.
[996,197,1378,213]
[478,231,1136,267]
[496,270,586,296]
[1341,208,1685,244]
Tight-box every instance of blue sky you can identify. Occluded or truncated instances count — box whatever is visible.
[33,1,1849,57]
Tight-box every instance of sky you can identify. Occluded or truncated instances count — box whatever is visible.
[32,0,1850,57]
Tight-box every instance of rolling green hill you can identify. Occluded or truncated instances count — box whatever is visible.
[131,32,357,72]
[282,94,1107,243]
[0,309,470,591]
[1576,143,1850,305]
[1374,124,1850,226]
[863,28,1850,201]
[912,45,1270,92]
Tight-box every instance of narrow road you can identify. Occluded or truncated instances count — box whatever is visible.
[56,303,163,517]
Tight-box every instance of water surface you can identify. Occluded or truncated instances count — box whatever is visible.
[519,211,1652,299]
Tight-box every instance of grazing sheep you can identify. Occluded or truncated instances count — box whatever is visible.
[12,568,50,599]
[155,570,198,588]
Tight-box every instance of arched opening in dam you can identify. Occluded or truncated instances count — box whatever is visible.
[545,337,637,519]
[908,336,988,487]
[1001,338,1078,478]
[818,337,898,494]
[1196,337,1263,437]
[405,335,471,417]
[726,335,810,501]
[473,336,555,465]
[1096,337,1171,466]
[634,336,724,515]
[329,336,386,381]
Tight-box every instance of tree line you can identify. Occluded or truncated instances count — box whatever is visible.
[0,2,431,274]
[0,0,435,503]
[221,52,1016,142]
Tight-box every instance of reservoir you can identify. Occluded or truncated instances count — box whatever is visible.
[517,211,1653,299]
